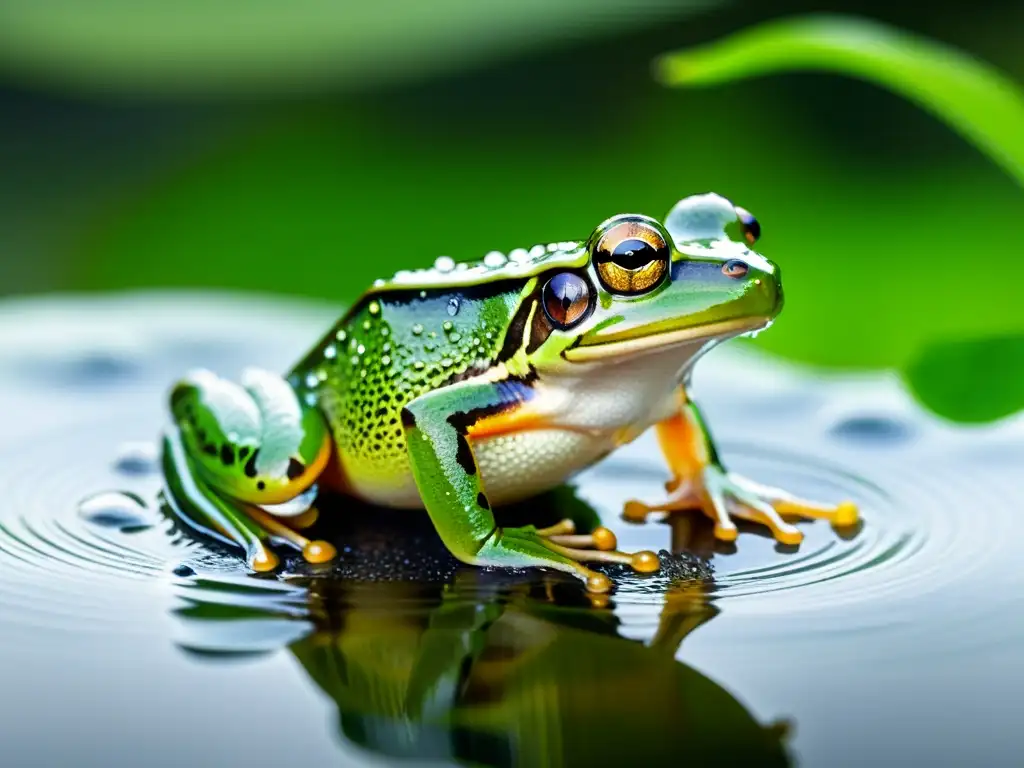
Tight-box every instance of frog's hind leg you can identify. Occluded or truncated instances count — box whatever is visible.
[162,431,281,572]
[162,367,338,570]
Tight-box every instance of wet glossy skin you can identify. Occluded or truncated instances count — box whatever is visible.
[162,192,858,591]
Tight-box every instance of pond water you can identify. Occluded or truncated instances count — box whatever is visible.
[0,292,1022,767]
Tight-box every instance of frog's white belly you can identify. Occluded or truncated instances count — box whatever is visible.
[350,427,622,509]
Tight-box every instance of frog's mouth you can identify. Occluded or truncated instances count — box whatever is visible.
[563,316,770,363]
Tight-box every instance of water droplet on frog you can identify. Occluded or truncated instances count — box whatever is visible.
[442,321,453,332]
[113,442,159,475]
[373,278,385,287]
[483,251,507,268]
[78,491,154,532]
[509,247,530,262]
[529,244,546,259]
[305,373,320,388]
[434,256,455,272]
[412,324,424,336]
[335,329,347,342]
[447,298,460,316]
[323,344,337,360]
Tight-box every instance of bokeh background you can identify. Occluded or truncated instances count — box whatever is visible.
[2,0,1021,376]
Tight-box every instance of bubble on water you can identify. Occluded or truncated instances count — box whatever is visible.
[78,491,155,532]
[828,413,914,443]
[113,442,160,475]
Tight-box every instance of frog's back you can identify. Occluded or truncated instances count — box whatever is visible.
[289,243,588,506]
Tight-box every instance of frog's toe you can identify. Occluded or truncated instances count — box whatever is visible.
[534,519,658,575]
[245,505,338,567]
[728,474,860,532]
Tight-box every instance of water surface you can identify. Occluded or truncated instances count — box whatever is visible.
[0,292,1021,767]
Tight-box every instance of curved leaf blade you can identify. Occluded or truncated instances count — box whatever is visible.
[654,14,1024,187]
[903,335,1024,423]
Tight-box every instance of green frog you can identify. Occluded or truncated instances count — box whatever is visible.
[161,192,857,592]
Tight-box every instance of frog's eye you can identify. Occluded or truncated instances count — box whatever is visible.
[735,206,761,245]
[542,272,592,328]
[722,259,749,279]
[593,219,671,296]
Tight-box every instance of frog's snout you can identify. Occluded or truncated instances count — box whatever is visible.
[723,256,782,316]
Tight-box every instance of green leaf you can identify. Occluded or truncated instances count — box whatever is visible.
[0,0,714,96]
[903,335,1024,423]
[654,14,1024,188]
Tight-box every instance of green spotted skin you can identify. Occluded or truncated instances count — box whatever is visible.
[289,284,523,497]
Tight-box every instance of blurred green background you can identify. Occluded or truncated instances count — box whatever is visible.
[1,1,1021,406]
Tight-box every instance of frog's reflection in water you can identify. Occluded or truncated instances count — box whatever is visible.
[171,487,792,767]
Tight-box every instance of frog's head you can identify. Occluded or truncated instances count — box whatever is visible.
[528,193,781,372]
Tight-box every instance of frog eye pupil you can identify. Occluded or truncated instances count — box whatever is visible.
[542,273,591,328]
[610,238,660,270]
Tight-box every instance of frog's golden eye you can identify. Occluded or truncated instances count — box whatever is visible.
[542,272,592,328]
[593,219,670,296]
[735,206,761,245]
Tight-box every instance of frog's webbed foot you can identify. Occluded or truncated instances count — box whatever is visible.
[162,367,338,572]
[623,466,859,546]
[480,523,660,594]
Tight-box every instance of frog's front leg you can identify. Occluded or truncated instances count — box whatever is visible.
[162,367,338,572]
[624,389,859,545]
[402,379,659,593]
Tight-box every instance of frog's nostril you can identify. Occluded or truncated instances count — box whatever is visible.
[722,259,748,279]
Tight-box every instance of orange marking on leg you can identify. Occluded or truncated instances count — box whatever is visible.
[466,404,553,439]
[655,412,705,481]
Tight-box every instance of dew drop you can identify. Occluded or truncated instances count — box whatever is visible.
[381,355,391,366]
[381,326,390,337]
[335,329,347,343]
[357,344,366,355]
[113,441,159,475]
[368,301,381,316]
[449,333,461,343]
[305,373,320,388]
[483,251,507,268]
[412,324,424,336]
[442,321,453,332]
[419,290,428,299]
[447,298,460,316]
[529,244,546,258]
[434,256,456,272]
[78,491,154,532]
[509,247,530,262]
[362,320,371,331]
[323,344,337,360]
